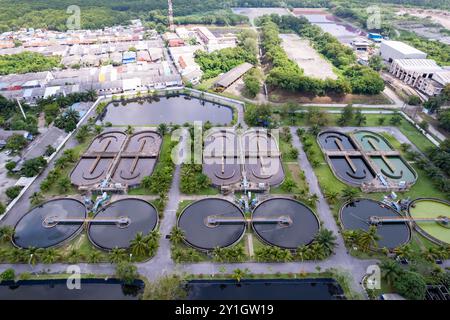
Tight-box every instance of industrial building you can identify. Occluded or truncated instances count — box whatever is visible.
[388,59,450,95]
[380,40,427,62]
[389,59,442,87]
[416,69,450,96]
[214,62,253,92]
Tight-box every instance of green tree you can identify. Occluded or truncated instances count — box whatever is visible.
[231,268,249,283]
[393,270,426,300]
[358,226,380,252]
[340,187,359,203]
[368,55,383,71]
[76,124,90,143]
[115,262,138,285]
[87,250,102,263]
[6,186,22,200]
[379,259,402,286]
[109,247,127,264]
[314,229,337,256]
[390,114,402,126]
[57,177,71,193]
[6,134,27,152]
[66,249,82,263]
[29,192,44,206]
[243,73,260,98]
[21,156,47,177]
[393,244,413,260]
[125,125,134,135]
[130,232,148,257]
[157,123,168,136]
[0,226,14,242]
[143,275,187,300]
[0,268,15,282]
[41,248,60,264]
[5,161,16,172]
[170,227,185,245]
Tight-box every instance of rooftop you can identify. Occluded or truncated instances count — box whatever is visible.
[381,40,426,56]
[393,59,442,72]
[214,62,253,88]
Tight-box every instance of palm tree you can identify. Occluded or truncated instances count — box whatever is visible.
[130,232,148,257]
[109,247,127,264]
[0,226,14,243]
[63,149,77,163]
[308,242,327,260]
[231,268,248,283]
[8,248,26,263]
[379,259,401,286]
[170,227,185,245]
[314,229,337,256]
[324,190,339,204]
[296,245,309,261]
[422,247,441,262]
[342,230,359,247]
[29,192,44,206]
[57,177,71,193]
[41,248,60,264]
[157,123,168,136]
[0,248,8,261]
[87,250,102,263]
[125,125,134,135]
[26,247,43,265]
[393,244,413,260]
[66,249,81,264]
[358,226,380,252]
[341,187,359,203]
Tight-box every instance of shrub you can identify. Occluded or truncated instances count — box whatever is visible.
[393,271,427,300]
[0,268,15,282]
[6,186,22,200]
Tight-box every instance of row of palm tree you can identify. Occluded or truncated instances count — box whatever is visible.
[212,246,246,263]
[342,226,380,253]
[129,231,160,259]
[171,246,202,263]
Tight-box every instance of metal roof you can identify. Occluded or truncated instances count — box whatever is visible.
[214,62,253,88]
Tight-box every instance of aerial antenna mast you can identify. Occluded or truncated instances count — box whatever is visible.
[168,0,175,32]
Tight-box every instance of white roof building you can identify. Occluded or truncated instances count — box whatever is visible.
[380,40,427,62]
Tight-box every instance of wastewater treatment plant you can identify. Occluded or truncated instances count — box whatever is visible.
[0,88,449,302]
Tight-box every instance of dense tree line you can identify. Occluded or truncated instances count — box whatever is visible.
[195,30,258,80]
[259,15,383,96]
[0,0,245,32]
[0,52,61,75]
[174,10,248,26]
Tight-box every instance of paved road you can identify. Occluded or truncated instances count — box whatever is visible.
[0,108,97,226]
[0,126,377,298]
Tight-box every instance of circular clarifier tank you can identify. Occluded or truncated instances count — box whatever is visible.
[340,198,411,249]
[88,198,158,250]
[177,198,246,251]
[13,198,86,249]
[251,198,320,249]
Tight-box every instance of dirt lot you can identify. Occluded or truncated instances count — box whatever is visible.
[232,7,291,26]
[396,8,450,30]
[269,88,392,105]
[280,33,337,80]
